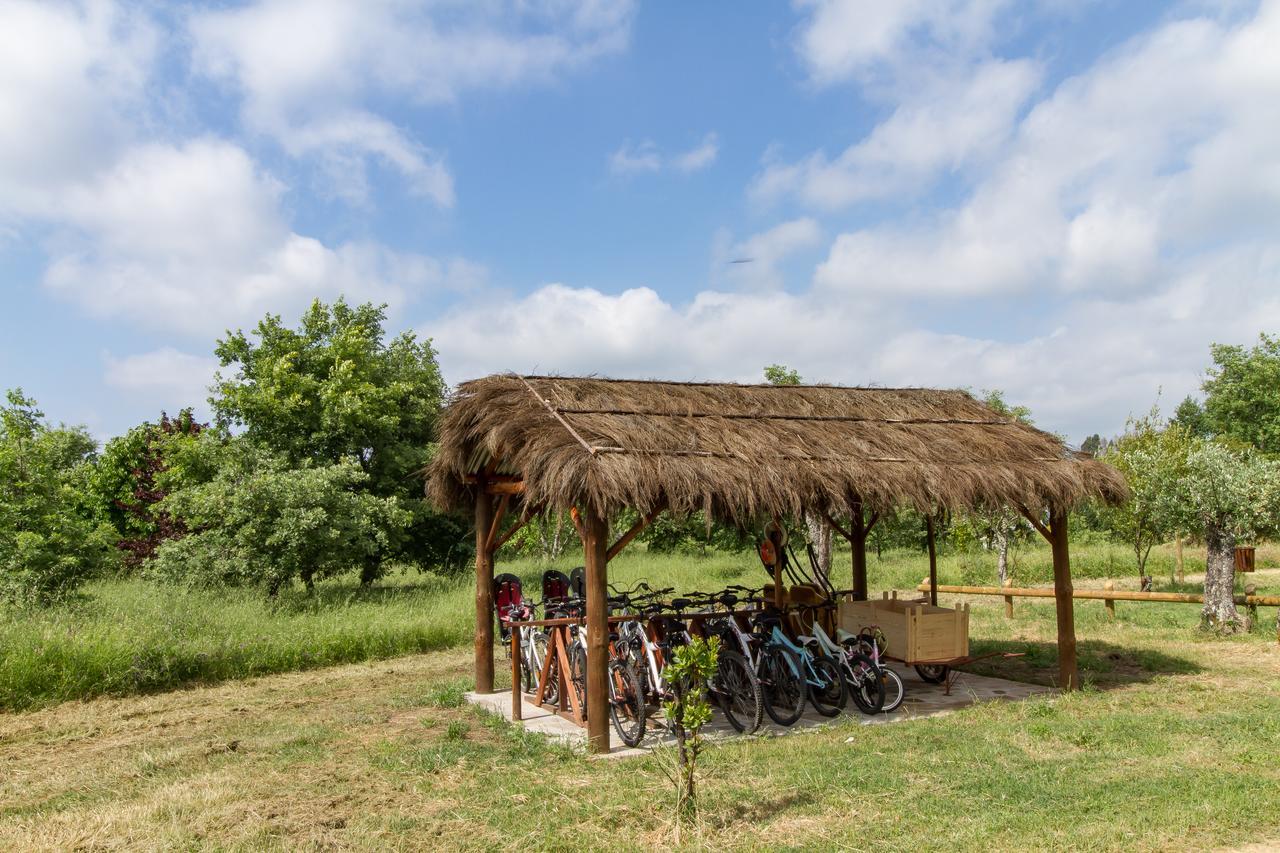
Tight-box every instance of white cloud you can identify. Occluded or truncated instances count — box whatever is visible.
[38,138,476,337]
[609,133,719,176]
[103,347,219,412]
[711,218,823,291]
[191,0,636,203]
[752,59,1040,208]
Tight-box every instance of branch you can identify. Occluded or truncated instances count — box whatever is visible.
[1015,503,1052,542]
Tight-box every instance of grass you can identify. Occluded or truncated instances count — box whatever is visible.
[2,540,1276,711]
[0,596,1276,850]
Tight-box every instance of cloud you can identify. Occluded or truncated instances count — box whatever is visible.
[191,0,637,203]
[752,59,1040,208]
[38,138,478,337]
[609,133,719,176]
[711,218,824,291]
[103,347,219,412]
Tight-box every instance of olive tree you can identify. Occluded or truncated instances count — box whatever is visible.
[1139,436,1280,632]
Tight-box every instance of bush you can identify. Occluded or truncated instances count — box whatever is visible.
[0,390,118,605]
[150,437,410,594]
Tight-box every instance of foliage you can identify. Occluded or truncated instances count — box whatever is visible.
[1202,332,1280,454]
[88,410,204,568]
[210,298,450,573]
[658,635,720,824]
[0,390,117,605]
[150,436,410,594]
[638,510,754,555]
[1171,395,1211,438]
[763,364,801,385]
[1142,437,1280,544]
[1099,411,1192,584]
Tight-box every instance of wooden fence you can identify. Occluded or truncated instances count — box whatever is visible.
[917,581,1280,639]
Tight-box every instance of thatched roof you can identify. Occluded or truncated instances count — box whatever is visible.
[426,374,1127,521]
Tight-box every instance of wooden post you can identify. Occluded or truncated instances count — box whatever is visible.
[511,627,522,721]
[474,491,495,694]
[1049,509,1078,691]
[851,508,868,601]
[1104,581,1116,620]
[1245,583,1258,629]
[582,504,610,754]
[926,514,938,607]
[1003,578,1014,619]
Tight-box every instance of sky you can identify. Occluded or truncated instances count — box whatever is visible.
[2,0,1279,446]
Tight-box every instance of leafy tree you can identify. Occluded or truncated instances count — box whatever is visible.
[1202,333,1280,453]
[1171,395,1210,438]
[0,390,117,605]
[151,435,410,595]
[966,390,1034,585]
[210,298,454,578]
[1139,436,1280,632]
[1100,412,1190,588]
[657,635,719,828]
[88,411,204,568]
[763,364,801,386]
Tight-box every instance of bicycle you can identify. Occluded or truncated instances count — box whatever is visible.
[838,625,905,714]
[676,590,764,735]
[807,619,885,715]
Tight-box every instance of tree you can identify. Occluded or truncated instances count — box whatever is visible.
[1202,333,1280,453]
[211,298,454,578]
[657,636,719,830]
[1142,436,1280,632]
[763,364,831,581]
[88,411,204,568]
[1100,411,1189,589]
[968,390,1034,586]
[151,435,410,595]
[1080,434,1105,456]
[1171,396,1210,438]
[0,390,117,605]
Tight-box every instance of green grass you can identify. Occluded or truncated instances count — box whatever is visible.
[1,540,1275,712]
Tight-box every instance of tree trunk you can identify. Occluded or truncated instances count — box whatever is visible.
[1175,535,1185,584]
[804,513,831,585]
[1202,525,1246,633]
[995,531,1009,586]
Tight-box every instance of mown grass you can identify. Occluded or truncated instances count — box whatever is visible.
[1,540,1275,711]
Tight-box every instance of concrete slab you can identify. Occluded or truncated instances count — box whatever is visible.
[466,664,1053,758]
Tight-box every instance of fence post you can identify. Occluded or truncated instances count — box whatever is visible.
[1003,578,1013,619]
[1104,581,1116,620]
[1245,583,1257,631]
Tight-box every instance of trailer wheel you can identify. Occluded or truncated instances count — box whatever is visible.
[915,664,949,684]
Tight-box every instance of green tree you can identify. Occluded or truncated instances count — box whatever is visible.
[88,411,204,568]
[1202,333,1280,453]
[1171,395,1210,438]
[151,435,410,595]
[658,635,719,828]
[968,390,1034,585]
[0,390,117,605]
[1140,436,1280,632]
[1100,411,1190,588]
[211,298,456,578]
[763,364,801,386]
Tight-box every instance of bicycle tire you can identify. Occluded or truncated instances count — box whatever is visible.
[880,666,905,713]
[846,652,885,715]
[713,650,763,734]
[808,655,846,717]
[760,645,806,726]
[608,658,647,748]
[569,643,588,717]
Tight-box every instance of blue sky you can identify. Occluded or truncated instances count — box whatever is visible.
[3,0,1279,445]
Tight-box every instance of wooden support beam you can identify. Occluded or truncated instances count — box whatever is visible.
[485,481,525,495]
[926,513,938,607]
[1016,502,1052,541]
[474,491,495,694]
[606,499,667,562]
[483,494,510,555]
[1049,509,1078,691]
[582,504,610,754]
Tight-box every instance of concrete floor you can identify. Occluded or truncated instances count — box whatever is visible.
[466,663,1054,758]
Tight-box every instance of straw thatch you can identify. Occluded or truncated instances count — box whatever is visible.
[426,374,1128,521]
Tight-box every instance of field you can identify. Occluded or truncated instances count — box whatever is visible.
[2,542,1279,850]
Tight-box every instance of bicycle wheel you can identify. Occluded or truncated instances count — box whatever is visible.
[569,644,588,717]
[915,664,949,684]
[846,652,885,715]
[608,658,647,748]
[760,645,807,726]
[714,650,763,734]
[880,666,905,714]
[531,633,558,705]
[808,655,846,717]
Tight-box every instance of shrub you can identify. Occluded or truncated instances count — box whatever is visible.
[0,389,117,605]
[150,438,410,594]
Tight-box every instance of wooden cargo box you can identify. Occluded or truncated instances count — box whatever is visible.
[838,592,969,664]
